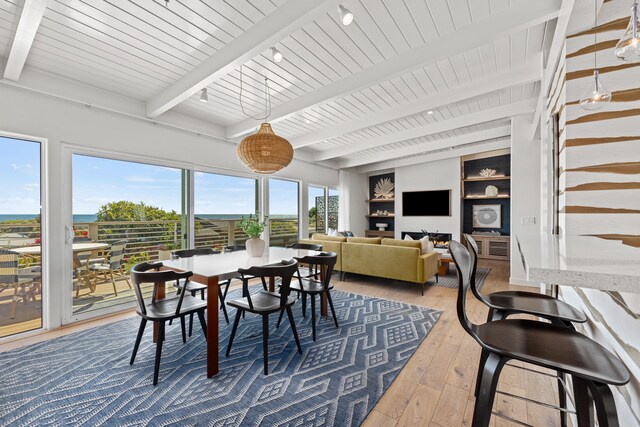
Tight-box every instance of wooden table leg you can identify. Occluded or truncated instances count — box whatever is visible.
[153,281,166,343]
[320,267,327,316]
[206,276,219,377]
[268,276,275,292]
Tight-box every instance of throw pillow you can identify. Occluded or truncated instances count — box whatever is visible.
[404,234,413,241]
[419,236,434,254]
[327,228,339,237]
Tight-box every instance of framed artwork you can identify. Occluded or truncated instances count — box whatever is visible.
[472,204,501,228]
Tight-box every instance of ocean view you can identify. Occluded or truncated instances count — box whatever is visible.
[0,214,297,223]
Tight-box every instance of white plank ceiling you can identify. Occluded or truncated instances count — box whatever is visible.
[0,0,561,170]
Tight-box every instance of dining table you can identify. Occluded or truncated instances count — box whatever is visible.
[13,242,110,257]
[13,242,111,289]
[160,246,322,377]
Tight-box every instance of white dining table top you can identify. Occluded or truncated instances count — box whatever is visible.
[12,242,109,255]
[160,246,320,281]
[517,234,640,294]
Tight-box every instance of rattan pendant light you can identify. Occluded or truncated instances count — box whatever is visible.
[237,66,293,174]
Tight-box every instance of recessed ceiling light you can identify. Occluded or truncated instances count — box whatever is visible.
[200,88,208,103]
[271,47,283,63]
[427,110,434,115]
[339,5,354,26]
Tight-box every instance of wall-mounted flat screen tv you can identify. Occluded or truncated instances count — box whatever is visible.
[402,190,451,216]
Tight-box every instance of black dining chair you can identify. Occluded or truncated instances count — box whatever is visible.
[129,262,208,386]
[464,234,588,424]
[449,241,630,427]
[276,252,338,341]
[172,248,230,333]
[225,259,302,375]
[287,242,323,279]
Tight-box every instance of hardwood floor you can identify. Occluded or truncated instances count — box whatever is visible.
[0,259,562,426]
[348,259,562,427]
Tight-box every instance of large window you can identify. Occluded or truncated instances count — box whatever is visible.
[0,136,43,338]
[308,186,326,237]
[71,155,185,316]
[269,178,299,247]
[194,172,257,250]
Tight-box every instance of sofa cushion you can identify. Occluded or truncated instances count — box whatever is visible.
[347,237,381,245]
[381,238,422,249]
[420,236,434,254]
[311,233,347,242]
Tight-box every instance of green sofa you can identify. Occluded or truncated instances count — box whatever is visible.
[299,234,440,294]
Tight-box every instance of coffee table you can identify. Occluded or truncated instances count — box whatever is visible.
[439,253,453,276]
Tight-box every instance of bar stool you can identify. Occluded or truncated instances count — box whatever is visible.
[464,234,587,327]
[449,241,630,427]
[464,234,588,425]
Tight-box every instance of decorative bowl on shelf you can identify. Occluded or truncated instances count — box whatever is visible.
[376,223,388,231]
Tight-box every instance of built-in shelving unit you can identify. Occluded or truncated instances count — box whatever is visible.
[461,149,511,260]
[365,172,395,238]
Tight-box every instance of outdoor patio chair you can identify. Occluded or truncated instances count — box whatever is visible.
[0,249,41,319]
[88,240,132,296]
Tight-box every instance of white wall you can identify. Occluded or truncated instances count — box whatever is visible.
[338,169,368,236]
[510,114,541,284]
[394,157,461,241]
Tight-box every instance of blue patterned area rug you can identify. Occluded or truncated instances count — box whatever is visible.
[0,289,441,427]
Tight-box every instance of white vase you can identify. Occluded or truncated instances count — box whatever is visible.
[245,238,266,257]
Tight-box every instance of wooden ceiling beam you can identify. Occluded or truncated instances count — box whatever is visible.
[3,0,47,81]
[145,0,342,119]
[226,0,561,138]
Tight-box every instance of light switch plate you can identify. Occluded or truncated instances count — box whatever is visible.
[521,216,536,225]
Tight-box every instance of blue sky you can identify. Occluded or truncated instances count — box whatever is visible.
[0,137,41,214]
[1,136,299,216]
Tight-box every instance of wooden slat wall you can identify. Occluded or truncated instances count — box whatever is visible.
[556,1,640,424]
[562,0,640,239]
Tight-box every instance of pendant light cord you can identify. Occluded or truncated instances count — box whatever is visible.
[239,65,272,122]
[594,0,598,71]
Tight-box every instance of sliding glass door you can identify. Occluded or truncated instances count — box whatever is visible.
[269,178,299,247]
[70,154,185,319]
[194,172,258,250]
[0,136,43,338]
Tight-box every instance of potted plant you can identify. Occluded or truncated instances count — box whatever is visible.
[239,213,268,257]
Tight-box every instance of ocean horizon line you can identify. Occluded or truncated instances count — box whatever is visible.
[0,213,299,223]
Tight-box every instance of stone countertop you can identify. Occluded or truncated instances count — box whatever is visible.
[517,234,640,294]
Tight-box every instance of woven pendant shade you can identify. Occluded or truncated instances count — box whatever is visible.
[237,123,294,174]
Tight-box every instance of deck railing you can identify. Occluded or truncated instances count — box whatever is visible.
[1,218,305,266]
